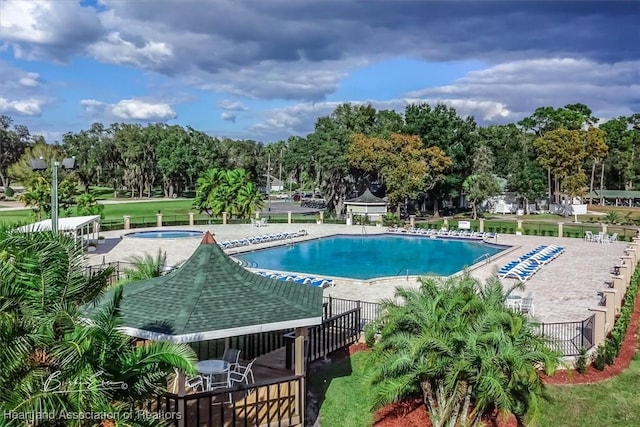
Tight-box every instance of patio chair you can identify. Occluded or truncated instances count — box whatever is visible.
[607,232,618,243]
[222,348,241,371]
[185,375,206,393]
[229,358,257,386]
[584,230,594,242]
[519,296,535,317]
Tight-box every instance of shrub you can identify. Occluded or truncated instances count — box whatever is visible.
[364,323,376,348]
[593,344,607,371]
[5,186,14,198]
[382,213,400,227]
[576,347,588,374]
[605,210,621,224]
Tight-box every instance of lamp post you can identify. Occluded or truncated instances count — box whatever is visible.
[30,157,76,233]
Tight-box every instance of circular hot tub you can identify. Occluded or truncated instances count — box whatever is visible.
[125,230,204,239]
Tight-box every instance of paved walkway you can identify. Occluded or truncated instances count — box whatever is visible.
[93,224,627,324]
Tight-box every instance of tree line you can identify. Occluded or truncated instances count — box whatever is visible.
[1,103,638,217]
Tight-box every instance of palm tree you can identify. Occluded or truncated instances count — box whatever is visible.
[124,248,169,281]
[368,275,558,427]
[236,181,264,219]
[193,167,226,216]
[0,226,197,426]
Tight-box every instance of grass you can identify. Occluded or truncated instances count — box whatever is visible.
[538,351,640,427]
[309,335,640,427]
[307,351,375,427]
[0,199,198,225]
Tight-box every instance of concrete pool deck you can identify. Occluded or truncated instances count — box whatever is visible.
[92,223,627,323]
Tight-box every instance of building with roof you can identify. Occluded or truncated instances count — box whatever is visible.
[344,188,388,222]
[86,231,323,425]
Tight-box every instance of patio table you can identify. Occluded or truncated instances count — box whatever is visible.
[196,360,230,391]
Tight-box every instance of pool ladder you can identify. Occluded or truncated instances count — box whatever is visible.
[473,253,492,264]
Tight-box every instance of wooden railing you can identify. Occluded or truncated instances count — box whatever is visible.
[147,375,303,427]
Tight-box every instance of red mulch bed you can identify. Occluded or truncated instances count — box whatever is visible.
[365,290,640,426]
[542,290,640,385]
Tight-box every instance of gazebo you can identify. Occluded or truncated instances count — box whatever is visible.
[88,231,323,426]
[344,188,388,222]
[17,215,101,246]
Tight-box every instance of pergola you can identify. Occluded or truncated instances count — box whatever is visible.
[345,188,388,221]
[86,231,323,425]
[17,215,101,246]
[587,190,640,206]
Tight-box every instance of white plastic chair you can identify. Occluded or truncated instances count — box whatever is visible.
[229,358,257,386]
[584,231,594,242]
[222,348,241,371]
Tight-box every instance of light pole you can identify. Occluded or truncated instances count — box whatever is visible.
[30,157,76,233]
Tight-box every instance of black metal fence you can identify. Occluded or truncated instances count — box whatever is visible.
[307,307,361,362]
[84,261,133,285]
[324,296,596,356]
[533,314,596,356]
[323,296,382,330]
[147,375,303,427]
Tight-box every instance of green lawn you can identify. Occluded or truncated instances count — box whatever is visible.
[308,351,374,427]
[538,351,640,427]
[0,199,198,225]
[309,337,640,427]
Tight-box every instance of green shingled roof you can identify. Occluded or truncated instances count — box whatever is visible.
[346,188,386,204]
[587,190,640,199]
[87,232,323,342]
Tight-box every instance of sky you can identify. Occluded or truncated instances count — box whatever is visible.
[0,0,639,143]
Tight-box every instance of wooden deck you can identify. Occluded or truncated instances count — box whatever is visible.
[161,348,302,427]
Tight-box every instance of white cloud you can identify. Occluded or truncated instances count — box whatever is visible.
[221,112,236,122]
[18,72,42,88]
[88,32,173,68]
[218,100,248,111]
[408,58,640,119]
[81,99,177,121]
[0,97,43,116]
[0,0,104,61]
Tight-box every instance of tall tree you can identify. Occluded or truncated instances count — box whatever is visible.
[462,173,501,219]
[404,103,479,215]
[584,127,608,204]
[0,115,32,190]
[61,123,109,192]
[348,133,451,214]
[534,129,587,215]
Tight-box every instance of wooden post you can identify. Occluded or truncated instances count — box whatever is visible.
[188,212,194,226]
[443,218,449,229]
[177,370,186,427]
[294,327,308,425]
[479,218,485,232]
[319,211,324,224]
[557,222,563,238]
[124,215,131,230]
[410,215,416,228]
[288,211,292,224]
[222,212,228,225]
[588,307,607,348]
[602,223,608,234]
[156,213,163,227]
[256,210,260,220]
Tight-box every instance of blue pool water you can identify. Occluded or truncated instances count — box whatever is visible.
[126,230,204,239]
[236,234,507,280]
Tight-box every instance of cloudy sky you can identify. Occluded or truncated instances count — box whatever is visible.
[1,0,638,143]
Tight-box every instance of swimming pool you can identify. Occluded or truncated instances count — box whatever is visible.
[125,230,204,239]
[236,234,507,280]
